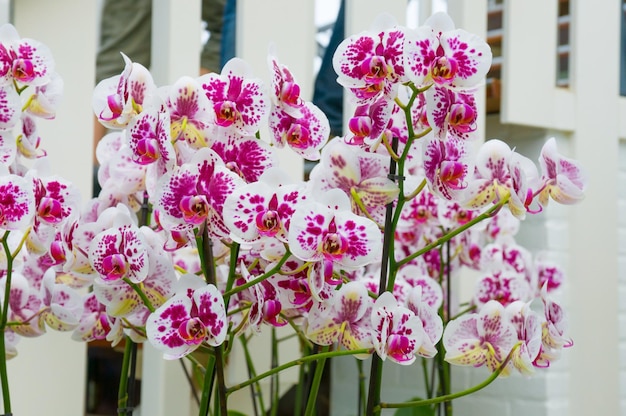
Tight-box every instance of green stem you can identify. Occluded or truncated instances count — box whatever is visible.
[303,345,330,416]
[198,354,217,416]
[198,224,228,416]
[397,197,508,268]
[376,343,522,411]
[240,335,264,416]
[270,328,279,416]
[357,360,366,416]
[227,348,370,394]
[223,249,291,298]
[123,279,155,313]
[117,337,133,415]
[0,231,13,414]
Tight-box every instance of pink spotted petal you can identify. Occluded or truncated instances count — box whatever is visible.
[146,294,198,359]
[166,76,215,148]
[193,284,227,346]
[200,58,269,135]
[211,133,276,183]
[0,173,35,230]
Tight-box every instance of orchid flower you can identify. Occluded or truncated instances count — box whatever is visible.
[504,301,542,375]
[404,12,492,91]
[371,291,425,365]
[537,137,587,206]
[406,285,443,358]
[333,14,409,105]
[199,58,269,136]
[92,53,156,129]
[155,147,244,238]
[0,170,35,230]
[424,85,477,141]
[163,75,215,149]
[23,72,63,120]
[309,139,399,224]
[288,188,382,282]
[211,132,276,183]
[461,139,537,218]
[0,24,54,87]
[92,226,176,318]
[223,167,307,244]
[146,273,227,359]
[88,212,149,284]
[422,134,471,200]
[443,300,518,372]
[39,267,83,331]
[305,281,374,354]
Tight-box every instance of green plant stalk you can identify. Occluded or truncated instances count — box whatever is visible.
[117,337,134,415]
[227,348,370,394]
[240,335,264,416]
[294,361,305,416]
[356,359,366,416]
[376,343,522,411]
[269,328,279,416]
[224,249,291,298]
[303,345,330,416]
[397,196,509,268]
[198,225,228,416]
[198,354,217,416]
[123,279,155,313]
[0,232,13,415]
[367,132,401,416]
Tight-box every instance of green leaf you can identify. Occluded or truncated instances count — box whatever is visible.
[393,398,436,416]
[227,411,248,416]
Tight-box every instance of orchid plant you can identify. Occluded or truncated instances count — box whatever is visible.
[0,10,585,416]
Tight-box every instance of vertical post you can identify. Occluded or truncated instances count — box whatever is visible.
[569,0,619,415]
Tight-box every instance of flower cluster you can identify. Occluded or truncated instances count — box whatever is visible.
[0,11,586,415]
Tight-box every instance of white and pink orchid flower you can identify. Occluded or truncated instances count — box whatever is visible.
[405,285,443,358]
[288,188,382,281]
[333,14,409,104]
[163,75,216,149]
[92,53,156,129]
[211,132,276,183]
[537,137,587,206]
[155,147,244,238]
[306,281,374,354]
[146,274,227,359]
[371,291,424,365]
[0,170,35,230]
[504,301,542,375]
[309,139,399,224]
[88,213,149,284]
[0,24,54,87]
[404,12,492,90]
[224,167,307,244]
[424,85,477,141]
[461,139,538,219]
[199,58,269,136]
[443,300,518,372]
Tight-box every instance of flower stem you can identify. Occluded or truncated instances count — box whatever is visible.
[303,345,330,416]
[397,197,508,268]
[197,354,217,416]
[0,232,14,414]
[227,348,370,394]
[376,343,522,411]
[117,337,134,415]
[240,335,264,416]
[223,249,291,298]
